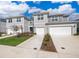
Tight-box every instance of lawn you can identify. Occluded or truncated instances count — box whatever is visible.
[0,33,34,46]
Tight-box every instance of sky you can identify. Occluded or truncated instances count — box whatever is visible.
[0,1,79,20]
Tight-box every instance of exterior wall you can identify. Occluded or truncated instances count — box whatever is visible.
[33,14,48,27]
[24,19,29,32]
[33,14,48,33]
[0,21,6,33]
[6,17,25,34]
[27,20,34,32]
[48,16,69,23]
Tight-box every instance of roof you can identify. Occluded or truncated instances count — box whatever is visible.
[48,14,69,17]
[33,11,49,16]
[0,18,6,22]
[6,16,30,20]
[45,21,79,25]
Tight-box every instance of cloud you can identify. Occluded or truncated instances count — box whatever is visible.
[51,1,72,4]
[28,4,75,16]
[0,1,30,18]
[76,1,79,5]
[28,7,45,14]
[33,1,41,4]
[58,4,75,14]
[47,8,59,15]
[47,4,75,15]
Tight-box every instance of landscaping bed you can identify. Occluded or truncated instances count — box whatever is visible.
[40,33,57,52]
[0,32,34,46]
[0,32,5,37]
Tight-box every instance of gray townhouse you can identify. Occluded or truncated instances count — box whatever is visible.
[0,16,33,35]
[33,12,79,36]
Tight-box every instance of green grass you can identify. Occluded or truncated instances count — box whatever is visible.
[0,35,33,46]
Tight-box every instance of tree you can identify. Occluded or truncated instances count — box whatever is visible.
[12,25,19,34]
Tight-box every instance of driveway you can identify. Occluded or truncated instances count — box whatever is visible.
[51,35,79,57]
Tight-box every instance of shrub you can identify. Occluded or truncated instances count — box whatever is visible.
[0,33,1,36]
[16,32,34,37]
[0,32,5,37]
[44,34,50,41]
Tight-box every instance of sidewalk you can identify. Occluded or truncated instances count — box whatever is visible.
[17,35,44,50]
[0,34,16,39]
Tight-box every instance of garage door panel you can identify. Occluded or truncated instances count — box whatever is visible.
[49,27,71,36]
[36,28,44,35]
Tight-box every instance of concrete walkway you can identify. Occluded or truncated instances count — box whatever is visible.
[0,34,16,39]
[17,35,44,50]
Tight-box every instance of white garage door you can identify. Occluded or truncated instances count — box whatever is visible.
[36,28,44,35]
[49,27,71,36]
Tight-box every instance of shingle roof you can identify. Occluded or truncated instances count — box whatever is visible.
[48,14,69,17]
[33,11,49,16]
[6,16,30,20]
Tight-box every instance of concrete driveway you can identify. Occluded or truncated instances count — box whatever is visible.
[0,35,79,58]
[51,35,79,57]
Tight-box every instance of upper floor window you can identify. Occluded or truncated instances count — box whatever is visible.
[38,14,44,20]
[52,18,58,21]
[17,18,21,22]
[8,18,12,23]
[41,17,43,20]
[38,17,40,20]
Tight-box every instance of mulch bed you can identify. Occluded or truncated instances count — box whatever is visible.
[40,34,57,52]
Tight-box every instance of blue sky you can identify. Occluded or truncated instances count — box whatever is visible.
[0,1,79,20]
[12,1,79,17]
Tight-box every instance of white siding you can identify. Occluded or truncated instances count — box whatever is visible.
[6,17,25,34]
[0,21,6,33]
[33,14,48,28]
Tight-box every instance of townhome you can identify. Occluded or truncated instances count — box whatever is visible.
[0,19,6,33]
[33,12,79,36]
[6,16,33,34]
[0,16,33,35]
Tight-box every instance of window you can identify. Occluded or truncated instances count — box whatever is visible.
[52,19,58,21]
[41,17,43,20]
[17,18,21,22]
[30,22,32,24]
[38,14,44,20]
[54,19,57,21]
[8,18,12,23]
[38,17,40,20]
